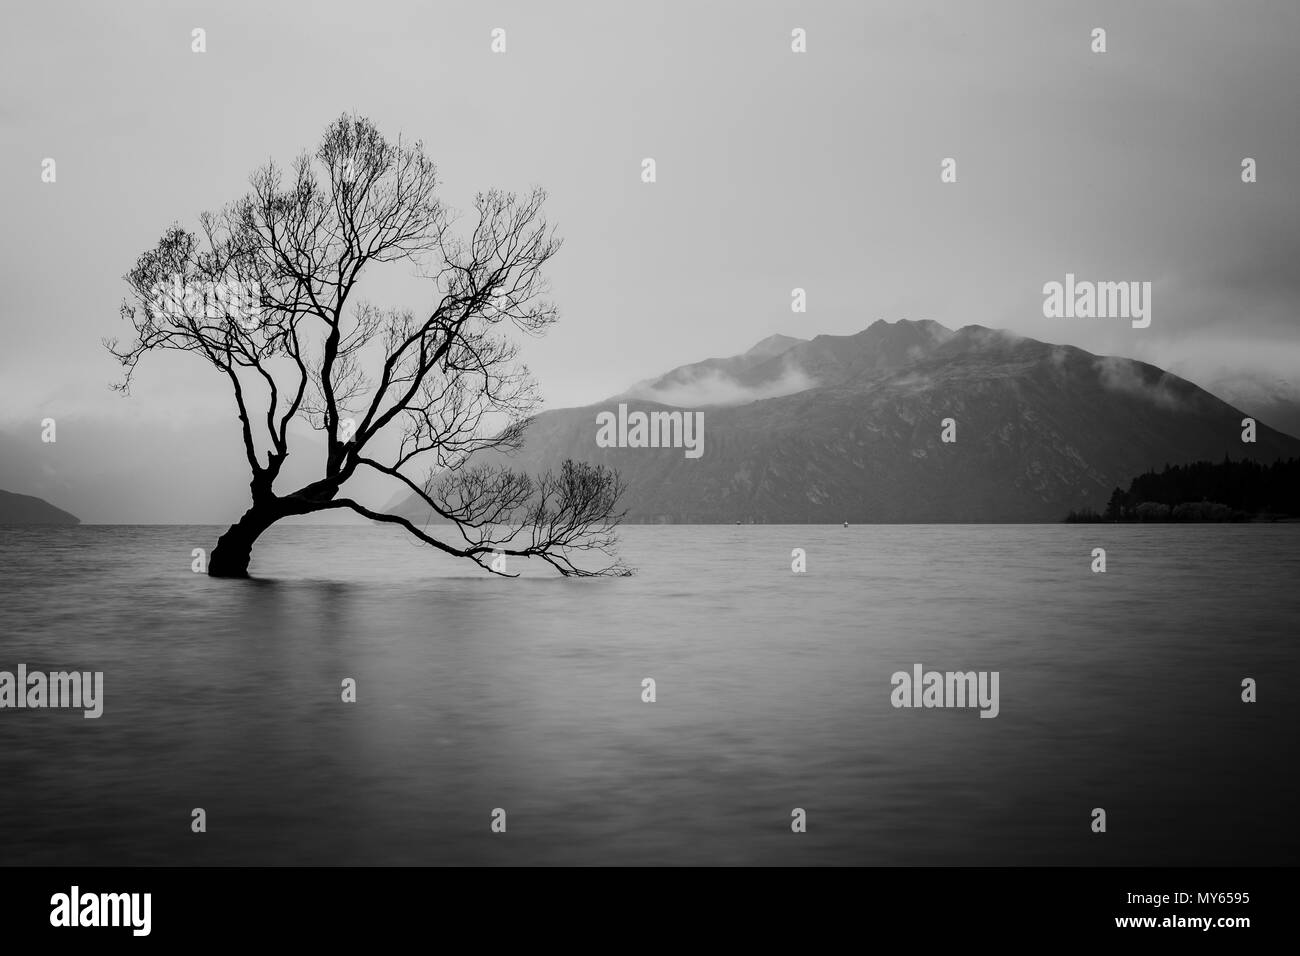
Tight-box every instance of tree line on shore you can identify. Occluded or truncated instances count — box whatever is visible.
[1065,457,1300,522]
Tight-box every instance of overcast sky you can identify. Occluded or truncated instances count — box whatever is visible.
[1,0,1297,521]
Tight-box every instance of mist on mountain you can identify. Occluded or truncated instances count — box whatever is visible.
[392,319,1300,524]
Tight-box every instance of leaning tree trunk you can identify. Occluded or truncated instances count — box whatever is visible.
[208,503,284,578]
[208,475,342,577]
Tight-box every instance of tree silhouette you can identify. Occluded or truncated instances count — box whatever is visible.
[108,115,627,578]
[1104,486,1125,521]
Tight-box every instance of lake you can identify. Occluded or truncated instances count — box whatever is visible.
[0,523,1296,865]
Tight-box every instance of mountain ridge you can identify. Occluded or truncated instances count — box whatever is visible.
[0,489,81,525]
[388,320,1300,524]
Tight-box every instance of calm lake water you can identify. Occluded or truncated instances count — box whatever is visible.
[0,523,1296,866]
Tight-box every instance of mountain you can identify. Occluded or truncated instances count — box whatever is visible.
[0,489,81,525]
[619,332,810,408]
[618,321,959,408]
[391,320,1300,523]
[1198,374,1300,442]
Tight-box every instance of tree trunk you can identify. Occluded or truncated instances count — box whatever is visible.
[208,503,283,578]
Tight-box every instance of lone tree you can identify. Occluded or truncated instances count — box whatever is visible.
[109,115,627,578]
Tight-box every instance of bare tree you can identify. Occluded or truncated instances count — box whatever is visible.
[108,114,628,578]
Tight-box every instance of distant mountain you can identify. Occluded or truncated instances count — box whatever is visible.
[391,320,1300,523]
[1199,374,1300,441]
[0,489,80,525]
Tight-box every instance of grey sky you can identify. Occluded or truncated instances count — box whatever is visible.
[1,0,1297,521]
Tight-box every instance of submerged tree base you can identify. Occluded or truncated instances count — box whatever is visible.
[208,505,283,577]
